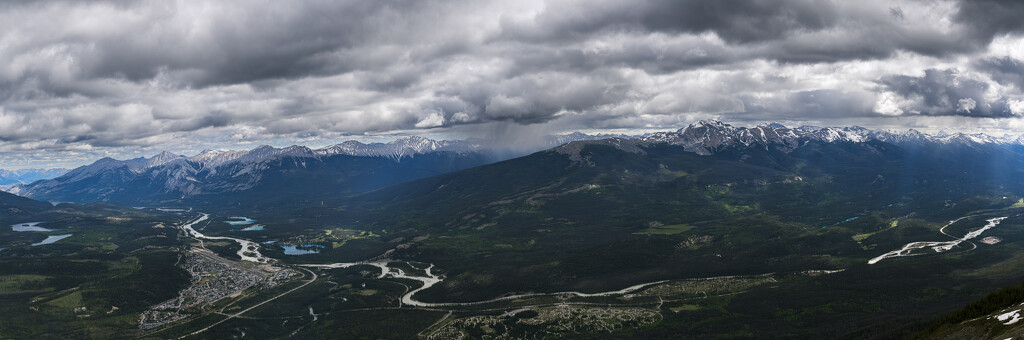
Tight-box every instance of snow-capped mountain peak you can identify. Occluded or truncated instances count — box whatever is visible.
[315,136,480,160]
[188,149,247,167]
[631,120,1024,156]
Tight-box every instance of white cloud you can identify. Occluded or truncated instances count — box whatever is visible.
[957,97,977,113]
[1008,99,1024,116]
[414,112,446,128]
[874,92,905,116]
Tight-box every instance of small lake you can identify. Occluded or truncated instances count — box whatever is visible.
[282,245,320,255]
[32,234,72,246]
[12,222,55,232]
[235,225,265,231]
[225,217,256,226]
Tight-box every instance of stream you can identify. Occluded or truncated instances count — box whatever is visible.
[302,261,665,307]
[868,216,1007,264]
[181,214,268,263]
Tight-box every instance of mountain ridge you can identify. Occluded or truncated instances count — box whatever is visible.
[555,120,1024,163]
[13,133,619,204]
[0,168,69,186]
[15,122,1024,205]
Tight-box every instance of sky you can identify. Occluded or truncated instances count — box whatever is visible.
[3,0,1024,169]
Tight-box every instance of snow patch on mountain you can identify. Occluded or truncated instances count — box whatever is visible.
[17,135,500,200]
[557,120,1024,164]
[644,120,1024,152]
[315,136,480,160]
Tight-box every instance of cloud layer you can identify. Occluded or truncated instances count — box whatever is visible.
[2,0,1024,167]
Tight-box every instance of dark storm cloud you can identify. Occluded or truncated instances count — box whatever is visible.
[498,0,993,65]
[954,0,1024,43]
[429,70,632,125]
[165,113,233,132]
[2,0,1024,167]
[879,69,1015,117]
[503,35,739,76]
[500,0,840,44]
[56,135,96,144]
[1,1,428,91]
[976,57,1024,90]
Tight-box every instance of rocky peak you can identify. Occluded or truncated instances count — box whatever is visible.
[146,151,184,168]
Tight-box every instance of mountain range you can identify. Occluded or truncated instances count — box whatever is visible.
[16,119,1024,208]
[11,133,626,206]
[0,168,68,186]
[567,120,1024,159]
[15,121,1024,207]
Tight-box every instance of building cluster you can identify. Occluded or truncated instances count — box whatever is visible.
[138,250,296,330]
